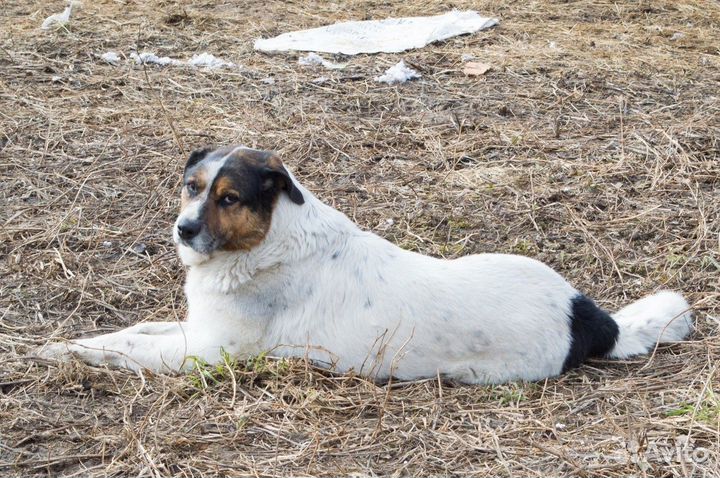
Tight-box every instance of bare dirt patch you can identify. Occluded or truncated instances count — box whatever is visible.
[1,1,718,476]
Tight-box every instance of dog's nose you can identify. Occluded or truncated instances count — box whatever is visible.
[177,220,201,241]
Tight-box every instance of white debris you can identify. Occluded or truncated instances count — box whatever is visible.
[461,53,475,62]
[298,52,323,66]
[126,51,235,69]
[187,52,235,69]
[100,51,121,65]
[102,241,113,248]
[261,77,276,84]
[298,52,346,70]
[130,52,182,66]
[670,32,686,41]
[548,41,558,49]
[555,423,566,430]
[255,10,498,55]
[374,60,421,84]
[311,76,329,84]
[42,1,81,30]
[51,76,63,83]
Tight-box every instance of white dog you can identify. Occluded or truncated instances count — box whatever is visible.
[39,146,694,383]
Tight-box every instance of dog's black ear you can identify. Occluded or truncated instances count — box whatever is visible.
[262,155,305,205]
[185,147,211,174]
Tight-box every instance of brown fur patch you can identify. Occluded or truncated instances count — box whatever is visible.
[207,170,273,251]
[206,202,271,251]
[266,153,283,170]
[212,176,240,199]
[231,148,275,167]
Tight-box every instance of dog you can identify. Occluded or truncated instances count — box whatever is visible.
[39,145,694,383]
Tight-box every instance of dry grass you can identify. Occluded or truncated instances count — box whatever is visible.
[1,0,719,476]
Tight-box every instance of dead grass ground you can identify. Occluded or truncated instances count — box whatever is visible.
[1,0,719,476]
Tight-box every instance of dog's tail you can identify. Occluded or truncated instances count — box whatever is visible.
[607,291,693,359]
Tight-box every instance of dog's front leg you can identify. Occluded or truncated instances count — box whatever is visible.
[38,321,225,373]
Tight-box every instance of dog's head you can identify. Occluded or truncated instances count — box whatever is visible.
[173,146,304,264]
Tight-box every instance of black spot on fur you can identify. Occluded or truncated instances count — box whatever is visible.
[186,147,303,213]
[234,149,303,205]
[185,147,212,174]
[331,251,340,260]
[562,294,619,372]
[215,162,277,220]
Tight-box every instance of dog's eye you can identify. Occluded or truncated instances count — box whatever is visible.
[186,181,198,196]
[220,194,240,207]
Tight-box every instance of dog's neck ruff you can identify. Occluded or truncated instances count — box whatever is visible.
[184,182,358,293]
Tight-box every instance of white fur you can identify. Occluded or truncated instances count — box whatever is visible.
[39,163,694,383]
[608,291,693,358]
[173,148,232,266]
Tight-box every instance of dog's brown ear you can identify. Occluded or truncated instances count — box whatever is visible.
[263,155,305,205]
[185,147,211,174]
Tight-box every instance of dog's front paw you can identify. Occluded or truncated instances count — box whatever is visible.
[35,342,75,363]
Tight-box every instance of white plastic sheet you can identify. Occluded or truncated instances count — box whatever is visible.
[254,10,498,55]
